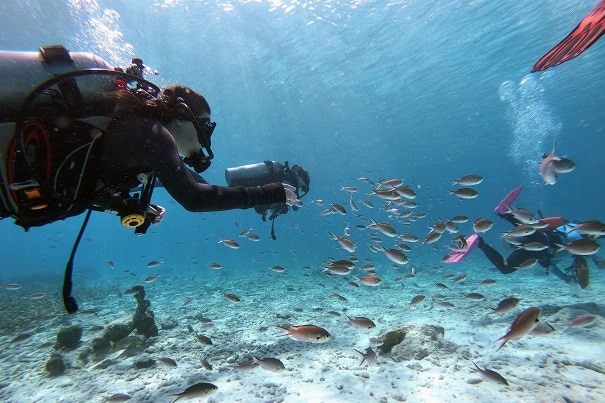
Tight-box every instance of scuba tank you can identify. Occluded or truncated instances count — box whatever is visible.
[0,46,114,217]
[225,160,284,187]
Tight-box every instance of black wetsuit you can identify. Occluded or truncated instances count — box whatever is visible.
[478,214,563,275]
[90,116,286,212]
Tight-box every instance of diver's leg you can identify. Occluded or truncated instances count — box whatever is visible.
[478,238,516,274]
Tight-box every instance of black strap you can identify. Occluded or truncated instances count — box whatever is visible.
[62,209,92,314]
[270,215,277,240]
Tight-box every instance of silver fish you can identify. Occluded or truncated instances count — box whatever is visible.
[354,347,377,366]
[472,361,509,386]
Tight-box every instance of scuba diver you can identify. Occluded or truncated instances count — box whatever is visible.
[225,160,310,240]
[532,0,605,72]
[446,186,602,290]
[0,45,305,313]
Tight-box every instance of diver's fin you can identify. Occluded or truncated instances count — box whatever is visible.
[445,234,480,263]
[531,0,605,72]
[494,185,523,215]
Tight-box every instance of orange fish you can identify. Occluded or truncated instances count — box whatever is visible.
[357,275,382,286]
[495,306,541,351]
[277,324,332,343]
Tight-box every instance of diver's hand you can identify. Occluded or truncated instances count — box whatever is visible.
[283,183,302,207]
[148,204,166,225]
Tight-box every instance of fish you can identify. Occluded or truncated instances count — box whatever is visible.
[568,220,605,237]
[218,239,240,249]
[504,225,537,238]
[448,188,478,199]
[422,231,442,244]
[372,188,402,201]
[26,292,45,299]
[472,361,509,386]
[200,358,213,370]
[232,359,257,371]
[345,314,376,329]
[323,265,352,276]
[393,185,417,200]
[452,174,483,186]
[473,218,493,233]
[552,157,575,173]
[449,215,469,223]
[539,140,560,185]
[331,202,347,215]
[144,275,160,283]
[329,292,348,302]
[252,356,286,372]
[328,232,356,253]
[357,275,382,286]
[400,233,419,243]
[2,283,22,290]
[507,207,539,225]
[490,297,520,314]
[556,239,601,256]
[566,313,597,328]
[495,306,541,351]
[435,282,448,289]
[184,297,194,306]
[354,347,377,366]
[465,293,486,301]
[269,265,286,273]
[223,293,241,303]
[479,279,497,286]
[517,242,548,252]
[349,197,359,212]
[361,200,374,208]
[410,295,426,305]
[514,258,538,270]
[170,382,218,402]
[106,260,116,269]
[341,186,358,193]
[368,218,397,237]
[383,248,408,265]
[437,301,455,308]
[147,260,163,267]
[157,357,178,367]
[452,274,467,284]
[445,220,459,233]
[246,233,261,241]
[313,199,325,205]
[277,324,332,343]
[195,334,213,345]
[206,262,222,269]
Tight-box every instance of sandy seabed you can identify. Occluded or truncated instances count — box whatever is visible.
[1,257,604,403]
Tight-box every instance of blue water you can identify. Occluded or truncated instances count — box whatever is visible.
[1,1,604,402]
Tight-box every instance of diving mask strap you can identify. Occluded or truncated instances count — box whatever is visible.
[62,208,92,314]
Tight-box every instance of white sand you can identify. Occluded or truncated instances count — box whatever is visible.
[1,256,604,403]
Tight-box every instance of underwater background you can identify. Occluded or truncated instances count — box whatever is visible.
[1,1,604,402]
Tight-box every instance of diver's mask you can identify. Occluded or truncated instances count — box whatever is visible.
[171,100,217,173]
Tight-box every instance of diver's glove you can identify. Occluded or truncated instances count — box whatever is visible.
[283,183,302,207]
[148,204,166,225]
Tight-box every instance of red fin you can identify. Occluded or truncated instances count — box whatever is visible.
[532,0,605,72]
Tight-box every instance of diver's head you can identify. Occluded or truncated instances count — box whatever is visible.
[291,165,310,195]
[161,86,216,172]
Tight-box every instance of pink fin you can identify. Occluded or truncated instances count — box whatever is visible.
[494,185,523,215]
[444,234,480,263]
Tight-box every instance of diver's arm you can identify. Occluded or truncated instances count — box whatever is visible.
[148,123,286,212]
